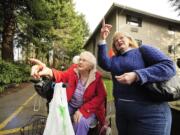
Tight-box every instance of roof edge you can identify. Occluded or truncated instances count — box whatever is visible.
[84,2,180,48]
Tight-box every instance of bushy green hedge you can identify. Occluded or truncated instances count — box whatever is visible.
[0,60,31,93]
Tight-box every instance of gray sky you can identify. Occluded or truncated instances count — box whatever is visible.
[74,0,180,32]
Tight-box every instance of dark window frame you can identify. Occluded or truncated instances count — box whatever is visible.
[135,39,142,46]
[126,15,142,27]
[168,25,175,35]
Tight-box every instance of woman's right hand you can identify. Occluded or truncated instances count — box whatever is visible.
[29,58,53,79]
[100,21,112,40]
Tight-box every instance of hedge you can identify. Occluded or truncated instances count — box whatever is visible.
[0,60,31,93]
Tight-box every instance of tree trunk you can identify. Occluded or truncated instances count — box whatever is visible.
[46,53,50,66]
[1,0,16,61]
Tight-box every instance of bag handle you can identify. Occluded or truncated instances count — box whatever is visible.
[139,47,150,67]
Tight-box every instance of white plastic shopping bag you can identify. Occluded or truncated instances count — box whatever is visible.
[43,83,75,135]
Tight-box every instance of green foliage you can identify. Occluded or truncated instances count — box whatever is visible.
[103,78,114,101]
[0,0,89,65]
[18,0,90,61]
[0,60,31,93]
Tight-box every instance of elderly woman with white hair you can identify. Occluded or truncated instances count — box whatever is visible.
[29,51,107,135]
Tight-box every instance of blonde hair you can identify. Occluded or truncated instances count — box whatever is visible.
[112,32,139,55]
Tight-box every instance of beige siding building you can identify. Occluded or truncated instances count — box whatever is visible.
[84,3,180,74]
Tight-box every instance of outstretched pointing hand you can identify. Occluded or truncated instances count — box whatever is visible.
[29,58,53,79]
[100,18,112,40]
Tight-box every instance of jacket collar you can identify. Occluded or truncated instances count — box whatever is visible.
[74,68,96,89]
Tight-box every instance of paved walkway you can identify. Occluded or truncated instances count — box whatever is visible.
[0,84,47,135]
[1,82,180,135]
[0,83,118,135]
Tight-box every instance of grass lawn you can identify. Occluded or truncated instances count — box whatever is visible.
[103,78,114,101]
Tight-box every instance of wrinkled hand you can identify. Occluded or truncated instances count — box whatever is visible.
[115,72,138,85]
[100,20,112,40]
[29,58,53,79]
[73,110,82,123]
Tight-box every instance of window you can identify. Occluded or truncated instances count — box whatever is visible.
[168,25,175,35]
[126,15,142,27]
[177,58,180,68]
[135,39,142,46]
[168,45,174,54]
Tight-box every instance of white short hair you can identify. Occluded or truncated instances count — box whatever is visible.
[80,51,97,69]
[72,55,80,64]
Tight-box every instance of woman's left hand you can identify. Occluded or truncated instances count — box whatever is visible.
[73,110,82,123]
[115,72,138,85]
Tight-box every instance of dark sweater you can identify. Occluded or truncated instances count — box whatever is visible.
[98,44,176,101]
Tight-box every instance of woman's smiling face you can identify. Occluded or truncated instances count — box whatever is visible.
[114,34,130,53]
